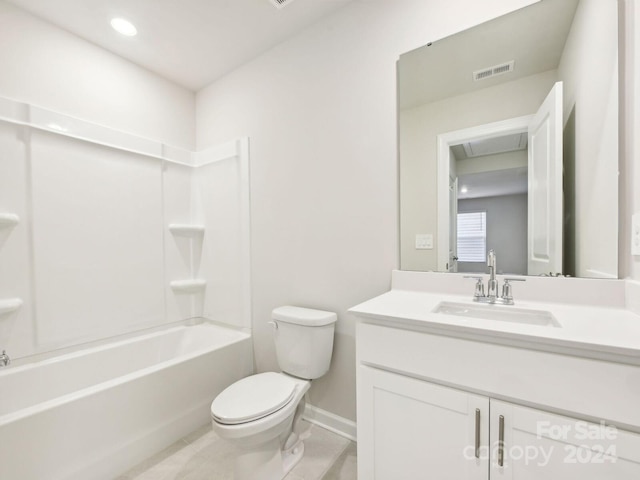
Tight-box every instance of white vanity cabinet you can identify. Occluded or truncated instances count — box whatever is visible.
[490,400,640,479]
[358,365,489,479]
[355,321,640,480]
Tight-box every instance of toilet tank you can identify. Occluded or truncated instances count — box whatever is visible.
[271,306,337,380]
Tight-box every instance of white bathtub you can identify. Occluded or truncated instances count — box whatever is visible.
[0,321,253,480]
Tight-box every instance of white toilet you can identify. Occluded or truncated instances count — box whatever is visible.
[210,306,337,480]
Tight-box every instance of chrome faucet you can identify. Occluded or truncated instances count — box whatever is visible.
[487,249,498,300]
[464,249,525,305]
[0,350,10,367]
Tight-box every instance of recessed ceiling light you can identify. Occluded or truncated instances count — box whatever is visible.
[110,18,137,37]
[460,186,468,194]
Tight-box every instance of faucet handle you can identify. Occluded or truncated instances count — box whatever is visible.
[501,278,525,304]
[464,276,485,299]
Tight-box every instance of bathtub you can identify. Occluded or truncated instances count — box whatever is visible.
[0,321,253,480]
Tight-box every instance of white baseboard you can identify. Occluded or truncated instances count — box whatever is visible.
[303,403,357,442]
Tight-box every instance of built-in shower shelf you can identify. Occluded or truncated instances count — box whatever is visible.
[168,224,205,237]
[0,298,23,315]
[0,214,20,228]
[170,279,207,293]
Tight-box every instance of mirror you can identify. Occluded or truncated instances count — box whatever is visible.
[398,0,619,278]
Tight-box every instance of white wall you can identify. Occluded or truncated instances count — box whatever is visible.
[400,70,556,272]
[196,0,538,421]
[0,1,195,149]
[458,194,528,275]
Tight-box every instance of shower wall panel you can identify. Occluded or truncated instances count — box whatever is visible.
[0,98,251,360]
[30,131,165,347]
[0,122,31,357]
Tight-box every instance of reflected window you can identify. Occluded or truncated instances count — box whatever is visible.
[457,211,486,262]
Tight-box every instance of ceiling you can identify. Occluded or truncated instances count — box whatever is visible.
[458,167,528,200]
[6,0,354,91]
[454,133,529,200]
[451,132,527,160]
[398,0,579,109]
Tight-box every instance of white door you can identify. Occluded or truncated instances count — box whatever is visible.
[527,81,563,276]
[358,366,489,480]
[490,400,640,480]
[449,176,458,272]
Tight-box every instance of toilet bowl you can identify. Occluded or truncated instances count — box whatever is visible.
[210,306,337,480]
[211,372,310,479]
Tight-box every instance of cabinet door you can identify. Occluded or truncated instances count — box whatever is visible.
[357,365,489,480]
[490,400,640,479]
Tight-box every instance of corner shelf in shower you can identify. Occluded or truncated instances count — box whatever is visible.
[168,224,205,237]
[170,279,207,293]
[0,214,20,229]
[0,298,23,315]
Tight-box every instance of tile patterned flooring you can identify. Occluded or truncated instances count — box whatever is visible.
[118,422,357,480]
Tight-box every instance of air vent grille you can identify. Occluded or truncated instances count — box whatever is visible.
[473,61,515,82]
[269,0,296,9]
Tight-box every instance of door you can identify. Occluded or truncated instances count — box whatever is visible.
[490,400,640,480]
[358,366,489,480]
[449,176,459,272]
[527,81,563,276]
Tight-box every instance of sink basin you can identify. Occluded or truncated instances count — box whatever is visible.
[433,301,561,328]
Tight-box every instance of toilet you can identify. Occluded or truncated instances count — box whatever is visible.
[210,306,337,480]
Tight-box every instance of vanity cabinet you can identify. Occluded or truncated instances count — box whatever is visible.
[358,365,489,479]
[359,365,640,480]
[490,400,640,479]
[355,321,640,480]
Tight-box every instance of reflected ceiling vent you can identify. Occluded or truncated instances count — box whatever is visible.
[462,132,528,158]
[269,0,297,9]
[473,60,515,81]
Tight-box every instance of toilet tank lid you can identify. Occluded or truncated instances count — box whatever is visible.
[272,306,337,326]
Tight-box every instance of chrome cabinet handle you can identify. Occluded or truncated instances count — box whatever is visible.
[475,409,481,459]
[498,415,505,467]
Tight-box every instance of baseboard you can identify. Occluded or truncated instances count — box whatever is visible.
[303,403,357,442]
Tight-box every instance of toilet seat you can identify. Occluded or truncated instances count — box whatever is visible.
[211,372,298,425]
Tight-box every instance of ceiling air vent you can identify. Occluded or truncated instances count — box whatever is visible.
[269,0,297,9]
[473,60,515,82]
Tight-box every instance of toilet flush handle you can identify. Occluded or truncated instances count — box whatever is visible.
[268,321,278,330]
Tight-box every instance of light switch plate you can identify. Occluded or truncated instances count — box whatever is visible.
[633,213,640,256]
[415,233,433,250]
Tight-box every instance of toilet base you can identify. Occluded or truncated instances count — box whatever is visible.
[282,435,305,475]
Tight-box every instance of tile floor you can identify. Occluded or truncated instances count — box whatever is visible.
[118,421,357,480]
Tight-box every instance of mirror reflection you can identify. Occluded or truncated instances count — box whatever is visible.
[398,0,619,278]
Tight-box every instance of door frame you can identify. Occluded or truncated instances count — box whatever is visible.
[436,115,533,271]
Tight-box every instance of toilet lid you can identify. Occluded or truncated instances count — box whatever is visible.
[211,372,298,425]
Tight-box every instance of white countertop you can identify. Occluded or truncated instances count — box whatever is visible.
[349,288,640,365]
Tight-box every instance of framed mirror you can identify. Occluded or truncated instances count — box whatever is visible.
[398,0,619,278]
